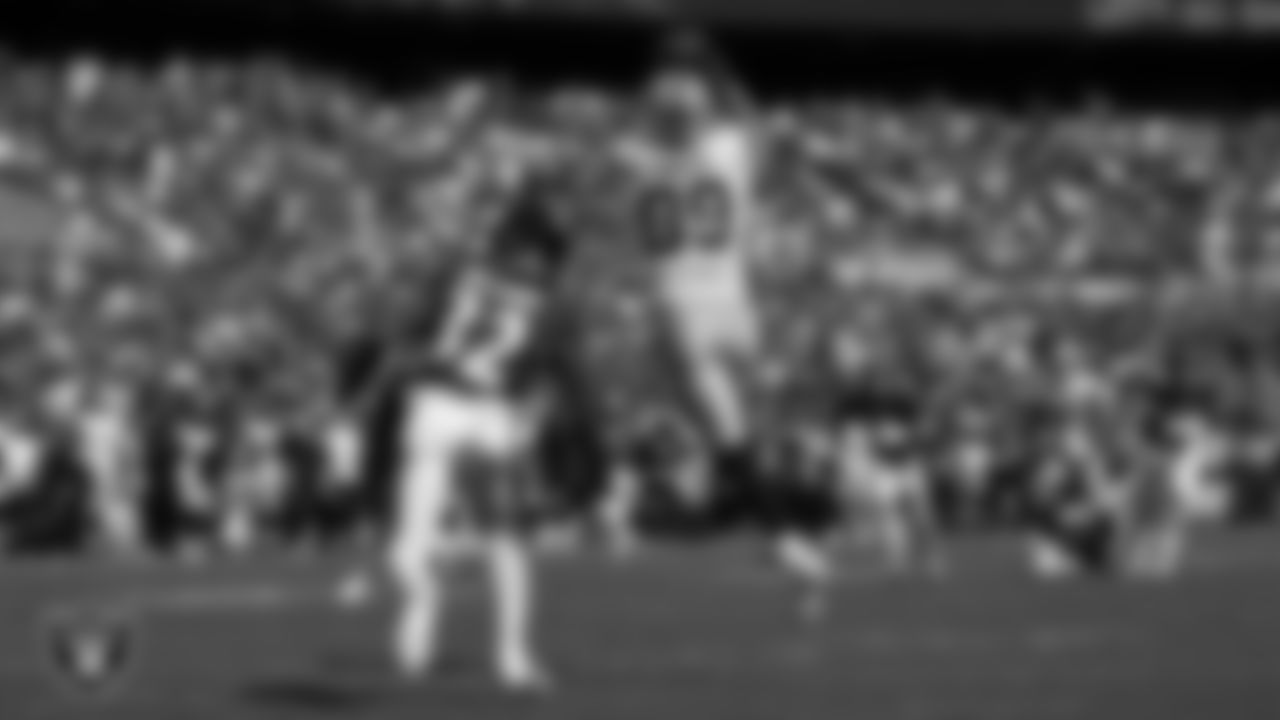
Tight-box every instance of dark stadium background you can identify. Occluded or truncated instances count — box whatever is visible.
[0,0,1276,107]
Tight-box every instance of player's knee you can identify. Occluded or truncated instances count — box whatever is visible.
[388,535,444,583]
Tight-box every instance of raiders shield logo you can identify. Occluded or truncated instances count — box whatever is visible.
[45,609,135,695]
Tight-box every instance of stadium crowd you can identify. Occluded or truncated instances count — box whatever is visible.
[0,54,1277,565]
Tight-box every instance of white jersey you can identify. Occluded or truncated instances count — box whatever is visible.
[666,117,765,348]
[657,246,759,354]
[689,121,757,230]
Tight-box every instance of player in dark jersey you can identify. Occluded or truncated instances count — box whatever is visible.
[1025,420,1125,579]
[1122,411,1227,579]
[383,177,568,692]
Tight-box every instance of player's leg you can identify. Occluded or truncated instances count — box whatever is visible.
[693,345,830,587]
[768,475,835,592]
[485,524,546,689]
[86,448,144,560]
[1124,497,1188,580]
[684,343,752,451]
[776,528,835,622]
[386,397,459,677]
[866,463,921,572]
[1028,530,1082,580]
[682,325,836,602]
[597,460,644,559]
[751,440,836,620]
[460,399,551,690]
[387,504,448,675]
[1117,467,1187,580]
[876,502,911,571]
[878,470,942,574]
[902,473,947,576]
[834,457,898,569]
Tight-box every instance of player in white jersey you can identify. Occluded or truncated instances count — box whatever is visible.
[78,381,145,558]
[384,182,566,692]
[635,78,835,605]
[653,180,759,449]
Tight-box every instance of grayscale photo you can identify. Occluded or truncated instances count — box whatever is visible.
[0,0,1276,718]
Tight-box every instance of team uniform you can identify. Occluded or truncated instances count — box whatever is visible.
[1025,428,1123,578]
[385,244,559,690]
[642,118,761,448]
[392,269,547,543]
[834,424,939,573]
[386,262,552,681]
[79,385,145,558]
[1123,420,1225,579]
[655,240,760,450]
[642,116,837,605]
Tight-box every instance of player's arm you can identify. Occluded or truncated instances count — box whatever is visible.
[762,111,863,229]
[340,263,474,420]
[607,133,703,195]
[432,269,488,362]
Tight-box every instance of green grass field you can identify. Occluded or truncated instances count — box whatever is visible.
[3,530,1279,720]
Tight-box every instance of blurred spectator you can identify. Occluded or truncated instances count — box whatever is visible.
[0,53,1274,557]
